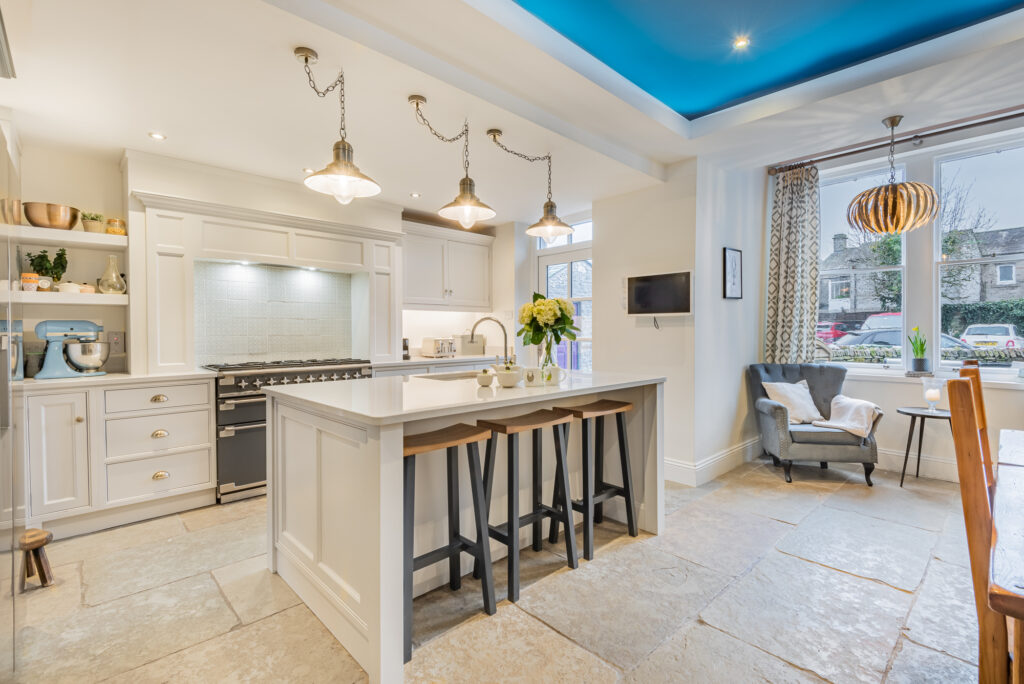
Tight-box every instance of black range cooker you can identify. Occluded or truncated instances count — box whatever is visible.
[203,358,372,502]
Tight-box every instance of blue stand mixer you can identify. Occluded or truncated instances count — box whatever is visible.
[35,320,107,379]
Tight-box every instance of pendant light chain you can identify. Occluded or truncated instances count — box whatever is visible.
[303,59,346,139]
[490,136,553,201]
[412,102,471,177]
[888,124,896,185]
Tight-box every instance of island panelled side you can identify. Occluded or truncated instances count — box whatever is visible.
[264,372,665,683]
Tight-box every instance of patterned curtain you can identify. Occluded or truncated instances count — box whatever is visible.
[765,166,820,363]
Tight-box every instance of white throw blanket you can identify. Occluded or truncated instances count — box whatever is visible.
[812,395,882,438]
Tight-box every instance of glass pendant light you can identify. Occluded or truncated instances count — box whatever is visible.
[847,115,938,235]
[409,95,494,229]
[296,47,381,205]
[488,129,573,245]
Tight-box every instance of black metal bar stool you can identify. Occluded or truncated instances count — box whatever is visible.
[475,409,579,602]
[403,423,496,663]
[549,400,638,560]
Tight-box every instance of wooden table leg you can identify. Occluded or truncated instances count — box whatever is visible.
[915,415,926,479]
[901,416,917,488]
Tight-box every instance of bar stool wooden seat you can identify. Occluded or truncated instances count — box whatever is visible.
[19,528,54,590]
[403,423,495,663]
[549,400,638,561]
[475,409,579,602]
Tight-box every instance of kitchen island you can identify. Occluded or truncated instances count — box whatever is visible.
[263,370,665,683]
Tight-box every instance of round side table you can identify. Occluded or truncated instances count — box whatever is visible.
[896,407,952,487]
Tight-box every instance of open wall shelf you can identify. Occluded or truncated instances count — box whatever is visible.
[11,292,129,306]
[2,223,128,250]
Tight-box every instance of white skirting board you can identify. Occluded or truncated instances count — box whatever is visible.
[665,437,761,487]
[666,438,960,486]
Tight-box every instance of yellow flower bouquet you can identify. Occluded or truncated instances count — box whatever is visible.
[517,292,580,368]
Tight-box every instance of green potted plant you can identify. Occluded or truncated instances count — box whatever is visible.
[908,326,929,373]
[25,248,68,292]
[81,212,105,233]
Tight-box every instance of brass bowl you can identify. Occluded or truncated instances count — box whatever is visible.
[23,203,79,229]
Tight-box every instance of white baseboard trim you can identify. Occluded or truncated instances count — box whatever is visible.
[875,447,958,483]
[666,437,761,487]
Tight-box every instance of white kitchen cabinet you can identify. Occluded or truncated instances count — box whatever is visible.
[403,222,492,311]
[28,392,91,515]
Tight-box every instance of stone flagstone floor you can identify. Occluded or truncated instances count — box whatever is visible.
[12,459,978,682]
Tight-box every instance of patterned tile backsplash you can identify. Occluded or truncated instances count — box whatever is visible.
[194,261,353,366]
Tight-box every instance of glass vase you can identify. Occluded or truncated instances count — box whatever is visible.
[540,332,556,370]
[98,254,127,294]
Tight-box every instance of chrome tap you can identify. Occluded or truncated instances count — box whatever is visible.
[470,316,513,367]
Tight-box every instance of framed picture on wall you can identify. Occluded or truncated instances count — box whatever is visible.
[723,247,742,299]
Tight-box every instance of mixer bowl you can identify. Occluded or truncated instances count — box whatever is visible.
[65,342,110,372]
[24,202,79,229]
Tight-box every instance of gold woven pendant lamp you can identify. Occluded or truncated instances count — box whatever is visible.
[847,116,938,235]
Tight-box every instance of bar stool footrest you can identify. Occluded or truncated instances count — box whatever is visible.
[488,505,562,544]
[413,536,481,571]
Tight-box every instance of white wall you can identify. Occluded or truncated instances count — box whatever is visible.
[691,160,769,481]
[593,160,698,481]
[21,141,123,220]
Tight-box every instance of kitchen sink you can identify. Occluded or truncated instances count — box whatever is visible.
[419,370,481,381]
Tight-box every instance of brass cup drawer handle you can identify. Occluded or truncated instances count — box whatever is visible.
[150,394,169,403]
[152,471,170,480]
[151,429,169,439]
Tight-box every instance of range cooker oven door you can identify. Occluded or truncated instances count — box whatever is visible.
[216,395,266,426]
[217,421,266,503]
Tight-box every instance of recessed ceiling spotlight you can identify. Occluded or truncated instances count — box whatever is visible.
[148,131,167,140]
[410,192,421,198]
[732,36,750,50]
[303,167,315,174]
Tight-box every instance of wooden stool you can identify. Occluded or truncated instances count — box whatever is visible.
[403,423,495,663]
[19,528,55,590]
[475,409,579,603]
[549,400,638,561]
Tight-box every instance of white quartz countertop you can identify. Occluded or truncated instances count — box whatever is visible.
[371,354,496,368]
[264,370,665,425]
[16,369,217,391]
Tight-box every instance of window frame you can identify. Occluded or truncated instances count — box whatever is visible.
[933,137,1024,374]
[536,218,594,252]
[817,164,907,370]
[537,246,593,371]
[997,263,1016,285]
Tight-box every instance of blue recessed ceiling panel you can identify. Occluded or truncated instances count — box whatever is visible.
[513,0,1024,118]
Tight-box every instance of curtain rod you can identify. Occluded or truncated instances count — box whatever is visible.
[766,109,1024,176]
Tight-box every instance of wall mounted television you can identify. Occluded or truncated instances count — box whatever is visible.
[627,271,692,316]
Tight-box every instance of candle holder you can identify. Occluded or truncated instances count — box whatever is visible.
[921,377,945,411]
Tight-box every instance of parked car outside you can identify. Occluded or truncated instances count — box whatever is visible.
[860,312,902,331]
[960,324,1024,349]
[833,328,973,350]
[815,321,855,343]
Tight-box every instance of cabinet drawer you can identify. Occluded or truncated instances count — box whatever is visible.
[105,383,210,414]
[106,449,212,503]
[106,410,211,458]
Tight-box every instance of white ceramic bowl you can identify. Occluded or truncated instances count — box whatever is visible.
[496,367,523,388]
[476,370,494,387]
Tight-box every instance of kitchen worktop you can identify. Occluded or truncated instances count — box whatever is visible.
[263,370,666,425]
[15,369,217,391]
[370,354,497,368]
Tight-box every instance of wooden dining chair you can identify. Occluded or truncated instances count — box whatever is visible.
[949,378,1014,683]
[960,366,996,493]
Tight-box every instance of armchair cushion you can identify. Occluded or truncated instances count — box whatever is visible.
[789,424,865,446]
[761,380,824,424]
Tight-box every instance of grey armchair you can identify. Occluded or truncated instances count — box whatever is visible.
[747,363,881,485]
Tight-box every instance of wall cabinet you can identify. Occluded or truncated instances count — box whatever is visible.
[28,392,91,515]
[403,222,492,311]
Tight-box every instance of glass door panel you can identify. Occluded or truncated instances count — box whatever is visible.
[538,249,593,371]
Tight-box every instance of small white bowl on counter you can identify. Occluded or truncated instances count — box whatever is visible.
[495,366,523,388]
[476,368,494,387]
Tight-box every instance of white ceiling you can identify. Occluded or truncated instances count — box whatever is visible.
[0,0,658,224]
[2,0,1024,224]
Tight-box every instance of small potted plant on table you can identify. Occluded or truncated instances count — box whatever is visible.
[25,248,68,292]
[908,326,929,373]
